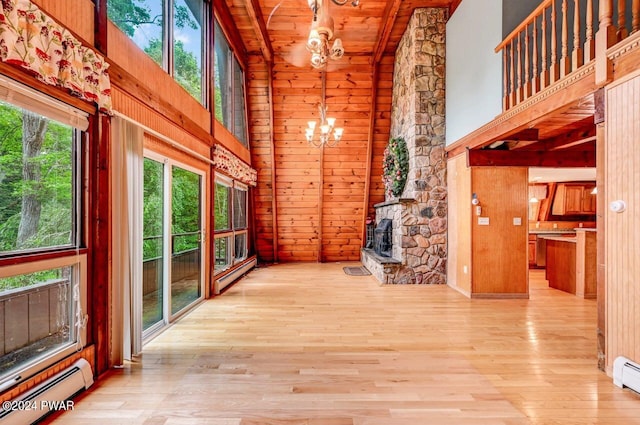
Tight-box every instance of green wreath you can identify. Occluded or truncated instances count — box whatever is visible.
[382,136,409,198]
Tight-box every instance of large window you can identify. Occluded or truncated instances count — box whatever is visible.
[0,84,87,389]
[214,19,247,146]
[108,0,208,105]
[214,174,248,274]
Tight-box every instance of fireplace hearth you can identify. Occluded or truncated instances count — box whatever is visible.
[373,219,393,257]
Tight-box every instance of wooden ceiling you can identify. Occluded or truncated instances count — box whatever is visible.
[222,0,459,68]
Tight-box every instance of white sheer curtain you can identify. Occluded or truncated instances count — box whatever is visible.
[111,116,144,364]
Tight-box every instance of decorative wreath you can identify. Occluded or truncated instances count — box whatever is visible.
[382,136,409,198]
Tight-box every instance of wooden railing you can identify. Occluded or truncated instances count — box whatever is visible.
[496,0,640,111]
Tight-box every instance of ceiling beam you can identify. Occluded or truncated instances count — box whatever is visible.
[449,0,462,16]
[467,148,596,167]
[245,0,274,62]
[372,0,403,64]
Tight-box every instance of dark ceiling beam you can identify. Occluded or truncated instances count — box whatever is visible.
[449,0,462,16]
[372,0,403,64]
[520,120,596,151]
[245,0,274,62]
[467,148,596,167]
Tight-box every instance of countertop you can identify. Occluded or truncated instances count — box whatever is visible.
[529,229,577,234]
[537,235,577,243]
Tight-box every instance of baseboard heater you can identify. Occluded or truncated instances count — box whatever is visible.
[613,356,640,394]
[215,258,257,294]
[0,358,93,425]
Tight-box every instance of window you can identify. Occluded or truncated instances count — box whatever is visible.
[214,19,247,146]
[0,82,87,388]
[214,174,248,273]
[108,0,208,105]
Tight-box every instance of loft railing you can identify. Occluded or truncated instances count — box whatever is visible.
[496,0,640,111]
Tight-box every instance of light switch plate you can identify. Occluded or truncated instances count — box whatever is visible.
[478,217,489,225]
[513,217,522,225]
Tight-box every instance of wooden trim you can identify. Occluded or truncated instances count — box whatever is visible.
[361,63,379,246]
[318,143,325,263]
[449,0,463,17]
[596,121,606,370]
[373,0,403,64]
[467,148,596,167]
[245,0,274,62]
[268,62,279,263]
[496,0,552,52]
[94,0,108,55]
[213,0,248,68]
[108,61,213,149]
[0,248,89,268]
[89,114,111,375]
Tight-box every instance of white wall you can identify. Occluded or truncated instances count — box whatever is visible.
[446,0,503,145]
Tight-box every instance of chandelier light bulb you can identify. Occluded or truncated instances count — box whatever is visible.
[307,121,317,130]
[334,127,343,140]
[327,117,336,127]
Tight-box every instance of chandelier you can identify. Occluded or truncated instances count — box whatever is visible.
[305,71,343,147]
[305,0,355,69]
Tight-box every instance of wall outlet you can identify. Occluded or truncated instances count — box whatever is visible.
[463,265,468,274]
[553,223,558,229]
[513,217,522,226]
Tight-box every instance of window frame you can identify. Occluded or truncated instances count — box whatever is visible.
[213,17,248,146]
[0,80,88,389]
[107,0,210,106]
[213,173,249,275]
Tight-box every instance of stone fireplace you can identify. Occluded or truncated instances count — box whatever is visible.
[361,8,447,285]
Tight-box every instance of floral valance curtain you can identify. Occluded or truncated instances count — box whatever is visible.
[213,144,257,187]
[0,0,112,113]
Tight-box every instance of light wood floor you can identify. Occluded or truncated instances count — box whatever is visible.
[45,263,640,425]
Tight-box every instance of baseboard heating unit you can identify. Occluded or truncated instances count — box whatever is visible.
[0,358,93,424]
[613,356,640,394]
[214,258,257,294]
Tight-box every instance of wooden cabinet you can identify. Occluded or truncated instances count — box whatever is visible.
[551,183,597,215]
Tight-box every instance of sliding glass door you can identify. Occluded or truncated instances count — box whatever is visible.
[142,154,205,340]
[170,166,202,315]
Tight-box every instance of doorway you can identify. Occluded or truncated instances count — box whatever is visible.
[141,154,205,341]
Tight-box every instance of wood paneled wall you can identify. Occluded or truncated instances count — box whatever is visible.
[367,55,394,213]
[605,73,640,374]
[111,88,211,159]
[248,55,378,262]
[471,167,528,297]
[248,55,276,262]
[446,153,471,296]
[33,0,95,43]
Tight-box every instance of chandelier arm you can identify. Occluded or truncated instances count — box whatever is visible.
[331,0,349,4]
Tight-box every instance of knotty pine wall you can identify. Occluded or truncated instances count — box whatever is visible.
[248,56,378,262]
[605,72,640,374]
[248,55,276,262]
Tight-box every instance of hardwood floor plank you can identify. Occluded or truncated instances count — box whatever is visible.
[43,264,640,424]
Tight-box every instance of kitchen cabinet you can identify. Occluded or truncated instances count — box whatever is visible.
[551,183,597,215]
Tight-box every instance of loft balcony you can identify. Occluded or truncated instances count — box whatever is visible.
[448,0,640,161]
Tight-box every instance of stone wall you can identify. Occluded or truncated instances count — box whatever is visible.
[372,8,447,285]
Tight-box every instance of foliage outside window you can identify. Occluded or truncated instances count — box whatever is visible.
[214,19,248,146]
[108,0,208,105]
[214,174,248,274]
[0,95,86,387]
